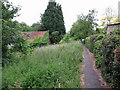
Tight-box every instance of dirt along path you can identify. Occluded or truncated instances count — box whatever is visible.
[81,45,109,88]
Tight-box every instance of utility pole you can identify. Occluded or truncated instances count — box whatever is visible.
[49,0,55,2]
[118,1,120,22]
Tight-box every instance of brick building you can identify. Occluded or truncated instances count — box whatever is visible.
[107,23,120,34]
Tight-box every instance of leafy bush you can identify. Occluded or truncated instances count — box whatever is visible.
[85,37,91,49]
[59,33,74,44]
[41,31,49,45]
[85,34,105,52]
[85,34,105,68]
[2,41,83,88]
[93,40,103,68]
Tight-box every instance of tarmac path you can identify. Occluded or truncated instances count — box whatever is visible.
[82,46,109,88]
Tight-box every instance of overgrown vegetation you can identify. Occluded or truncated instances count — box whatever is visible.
[85,29,120,89]
[59,33,75,44]
[2,0,120,89]
[3,41,83,88]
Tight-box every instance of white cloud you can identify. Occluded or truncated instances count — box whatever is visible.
[8,0,119,32]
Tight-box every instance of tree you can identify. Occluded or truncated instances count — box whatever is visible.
[101,7,117,27]
[19,22,32,32]
[40,0,66,43]
[31,22,41,31]
[105,8,115,24]
[2,0,28,65]
[70,10,98,40]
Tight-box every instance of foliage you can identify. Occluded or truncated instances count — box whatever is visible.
[101,17,119,27]
[2,41,83,88]
[31,22,41,31]
[2,1,32,66]
[93,40,103,68]
[2,0,20,58]
[85,29,120,89]
[40,1,66,43]
[85,34,105,68]
[40,31,49,45]
[30,31,49,47]
[101,34,120,89]
[2,0,20,20]
[95,28,105,34]
[85,34,105,52]
[30,37,41,47]
[59,33,74,44]
[50,31,60,44]
[70,10,98,40]
[100,8,119,27]
[19,22,32,32]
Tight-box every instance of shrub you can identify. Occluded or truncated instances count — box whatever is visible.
[93,40,103,68]
[85,34,105,52]
[59,33,74,44]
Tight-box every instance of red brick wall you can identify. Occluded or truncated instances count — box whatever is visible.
[107,24,120,34]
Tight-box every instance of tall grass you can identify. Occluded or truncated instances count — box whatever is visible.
[3,41,83,88]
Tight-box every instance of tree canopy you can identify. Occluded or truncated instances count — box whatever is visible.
[40,0,66,43]
[2,0,28,63]
[70,10,98,40]
[31,22,41,31]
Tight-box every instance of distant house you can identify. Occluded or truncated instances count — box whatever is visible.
[22,31,48,41]
[107,23,120,34]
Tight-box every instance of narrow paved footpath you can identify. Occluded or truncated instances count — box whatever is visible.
[82,46,109,88]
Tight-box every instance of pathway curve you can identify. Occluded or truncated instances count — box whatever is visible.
[82,45,109,88]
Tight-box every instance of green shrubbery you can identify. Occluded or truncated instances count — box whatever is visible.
[85,34,105,53]
[85,34,104,68]
[59,33,74,44]
[85,29,120,89]
[3,41,83,88]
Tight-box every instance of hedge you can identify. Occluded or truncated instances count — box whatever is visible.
[85,29,120,89]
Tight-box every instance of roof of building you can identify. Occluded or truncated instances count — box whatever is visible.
[22,31,48,41]
[107,23,120,26]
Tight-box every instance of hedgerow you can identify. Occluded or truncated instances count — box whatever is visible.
[85,29,120,89]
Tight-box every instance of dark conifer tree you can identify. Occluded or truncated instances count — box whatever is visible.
[41,0,66,43]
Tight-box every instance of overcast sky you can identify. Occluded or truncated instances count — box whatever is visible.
[8,0,119,32]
